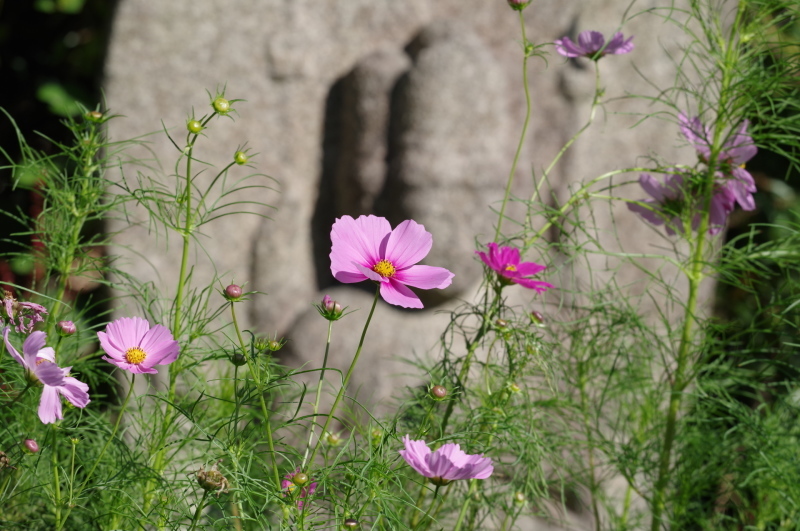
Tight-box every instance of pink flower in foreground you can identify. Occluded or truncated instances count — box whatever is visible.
[679,113,757,211]
[3,327,90,424]
[330,215,454,309]
[399,436,493,485]
[281,468,318,509]
[97,317,179,374]
[476,243,554,293]
[627,172,735,236]
[555,31,634,59]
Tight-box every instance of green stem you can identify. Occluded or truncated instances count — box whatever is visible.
[495,10,532,241]
[188,490,211,531]
[419,484,444,531]
[579,359,602,531]
[57,375,136,530]
[453,480,479,531]
[302,319,335,468]
[52,425,62,528]
[306,286,380,469]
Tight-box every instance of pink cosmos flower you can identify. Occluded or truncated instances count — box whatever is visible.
[97,317,179,374]
[3,327,90,424]
[679,113,757,211]
[330,215,455,309]
[555,31,634,59]
[476,243,554,293]
[627,172,735,236]
[281,468,318,509]
[399,436,493,485]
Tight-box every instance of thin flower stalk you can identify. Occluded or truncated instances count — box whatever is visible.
[301,318,335,469]
[496,10,532,241]
[306,286,380,470]
[56,375,136,531]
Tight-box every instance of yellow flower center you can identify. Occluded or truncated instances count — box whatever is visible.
[125,347,147,364]
[504,264,517,272]
[372,259,396,278]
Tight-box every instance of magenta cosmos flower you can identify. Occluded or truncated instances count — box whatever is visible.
[555,31,634,59]
[476,243,554,293]
[97,317,179,374]
[399,436,493,485]
[679,113,757,211]
[3,327,90,424]
[330,215,455,309]
[281,468,318,509]
[627,172,735,236]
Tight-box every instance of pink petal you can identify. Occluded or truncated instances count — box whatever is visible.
[3,326,25,367]
[330,215,392,279]
[380,280,423,309]
[639,174,666,201]
[355,262,387,283]
[577,31,605,53]
[384,220,433,270]
[102,355,158,374]
[60,376,91,408]
[399,436,433,477]
[395,265,454,290]
[679,113,712,158]
[605,32,634,54]
[514,262,547,277]
[139,324,179,367]
[513,278,555,292]
[35,361,66,387]
[554,37,585,58]
[725,120,757,164]
[38,385,63,424]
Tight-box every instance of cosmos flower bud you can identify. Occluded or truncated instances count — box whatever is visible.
[224,284,243,300]
[292,472,309,486]
[507,0,531,10]
[187,119,204,134]
[495,318,508,329]
[514,491,527,505]
[430,385,447,400]
[530,310,545,326]
[325,431,342,446]
[23,439,39,453]
[234,150,249,165]
[57,321,76,336]
[212,97,231,114]
[231,352,247,366]
[343,518,359,529]
[317,295,344,321]
[85,110,104,123]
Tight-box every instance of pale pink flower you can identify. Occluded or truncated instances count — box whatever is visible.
[3,327,90,424]
[476,243,554,292]
[555,31,634,59]
[97,317,179,374]
[399,436,493,485]
[330,215,454,309]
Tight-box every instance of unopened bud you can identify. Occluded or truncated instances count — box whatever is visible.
[319,295,344,321]
[495,319,508,329]
[267,339,284,352]
[23,439,39,453]
[508,382,521,394]
[325,431,342,446]
[231,352,247,366]
[85,110,104,123]
[507,0,531,10]
[224,284,243,300]
[343,518,359,529]
[187,119,204,134]
[292,472,309,486]
[530,310,545,326]
[57,320,76,336]
[213,97,231,114]
[234,150,249,165]
[514,491,526,505]
[430,385,447,400]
